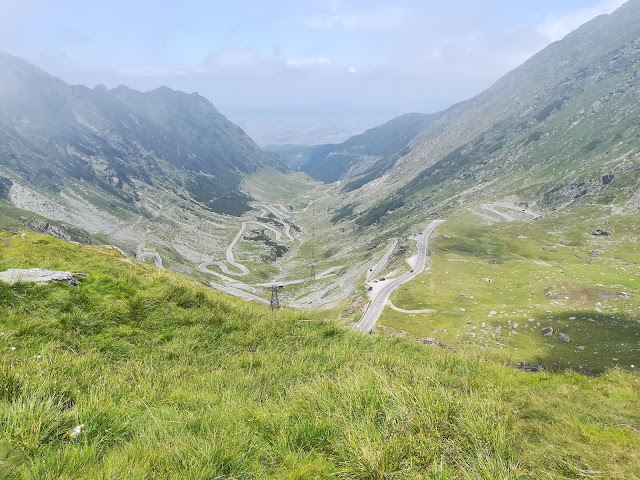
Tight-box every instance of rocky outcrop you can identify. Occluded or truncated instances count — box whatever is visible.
[0,176,12,198]
[419,337,452,349]
[0,268,85,286]
[23,218,96,245]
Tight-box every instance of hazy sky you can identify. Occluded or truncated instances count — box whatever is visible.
[0,0,628,117]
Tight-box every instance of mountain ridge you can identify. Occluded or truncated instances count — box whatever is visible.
[334,0,640,227]
[0,51,285,216]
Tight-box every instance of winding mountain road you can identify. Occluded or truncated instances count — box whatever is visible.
[366,240,398,283]
[354,220,444,334]
[482,203,539,222]
[137,252,163,269]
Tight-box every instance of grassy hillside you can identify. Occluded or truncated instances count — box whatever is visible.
[381,207,640,376]
[0,232,639,479]
[348,1,640,227]
[300,113,436,184]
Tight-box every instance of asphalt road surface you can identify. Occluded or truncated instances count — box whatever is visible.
[137,253,163,269]
[354,220,444,334]
[366,239,398,283]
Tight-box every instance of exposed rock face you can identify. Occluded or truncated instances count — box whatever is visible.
[0,268,84,286]
[558,333,571,343]
[592,229,612,236]
[602,174,615,185]
[0,176,12,198]
[23,219,95,245]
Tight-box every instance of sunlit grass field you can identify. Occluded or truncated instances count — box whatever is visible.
[382,207,640,374]
[0,231,638,479]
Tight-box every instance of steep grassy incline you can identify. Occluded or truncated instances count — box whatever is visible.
[295,113,437,184]
[0,232,638,479]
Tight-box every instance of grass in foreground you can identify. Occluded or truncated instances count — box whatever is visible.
[0,232,639,479]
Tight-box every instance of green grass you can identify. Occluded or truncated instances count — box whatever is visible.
[0,231,639,479]
[382,208,640,375]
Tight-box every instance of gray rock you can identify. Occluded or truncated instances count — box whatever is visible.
[618,292,631,298]
[419,337,452,350]
[558,333,570,343]
[602,174,614,185]
[0,268,84,286]
[481,278,494,283]
[0,177,12,199]
[542,327,554,337]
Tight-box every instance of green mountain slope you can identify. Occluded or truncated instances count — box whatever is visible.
[293,113,437,184]
[0,52,285,216]
[348,1,640,226]
[0,232,638,479]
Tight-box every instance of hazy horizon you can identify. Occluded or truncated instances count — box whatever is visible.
[0,0,628,143]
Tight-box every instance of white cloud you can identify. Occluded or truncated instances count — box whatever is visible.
[286,57,331,66]
[537,0,627,41]
[347,66,357,73]
[205,49,263,70]
[119,67,179,77]
[300,6,412,32]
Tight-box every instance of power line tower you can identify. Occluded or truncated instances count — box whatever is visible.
[270,285,282,311]
[311,242,317,279]
[310,203,318,279]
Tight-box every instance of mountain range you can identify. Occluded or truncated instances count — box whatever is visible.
[0,52,284,218]
[278,1,640,230]
[0,0,639,278]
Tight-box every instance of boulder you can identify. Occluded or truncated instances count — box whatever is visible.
[602,174,614,185]
[0,177,12,198]
[0,268,84,286]
[558,333,570,343]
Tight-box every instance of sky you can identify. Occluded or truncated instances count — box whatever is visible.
[0,0,629,119]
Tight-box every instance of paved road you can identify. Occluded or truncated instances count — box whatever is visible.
[137,252,164,269]
[482,204,514,221]
[354,220,444,334]
[366,239,398,283]
[207,282,270,305]
[482,203,539,221]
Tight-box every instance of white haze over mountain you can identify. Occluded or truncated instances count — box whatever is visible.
[0,0,627,144]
